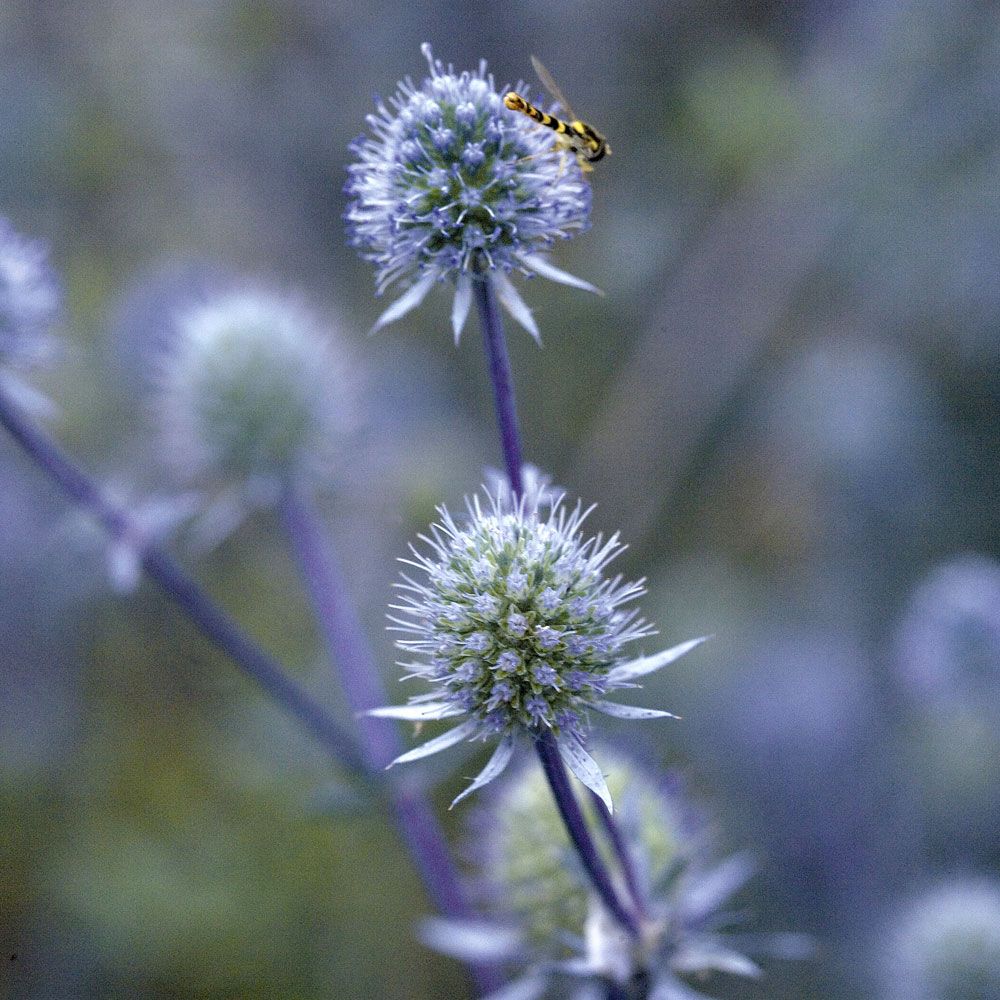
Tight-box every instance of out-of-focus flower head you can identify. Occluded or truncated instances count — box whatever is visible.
[156,286,356,546]
[893,554,1000,708]
[0,216,60,415]
[369,485,706,808]
[881,878,1000,1000]
[893,556,1000,857]
[423,751,797,999]
[345,44,597,344]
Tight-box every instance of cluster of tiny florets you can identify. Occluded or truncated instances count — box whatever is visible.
[883,879,1000,1000]
[473,751,702,953]
[392,491,650,740]
[345,44,592,336]
[158,289,352,493]
[0,217,59,368]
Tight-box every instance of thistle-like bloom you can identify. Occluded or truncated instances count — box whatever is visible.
[157,287,355,544]
[0,216,60,415]
[370,487,706,808]
[882,879,1000,1000]
[345,44,597,344]
[423,752,797,999]
[893,554,1000,707]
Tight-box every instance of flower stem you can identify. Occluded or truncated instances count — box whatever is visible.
[473,270,524,498]
[279,488,502,994]
[535,730,640,938]
[471,269,644,940]
[279,490,467,908]
[590,789,650,919]
[0,387,365,775]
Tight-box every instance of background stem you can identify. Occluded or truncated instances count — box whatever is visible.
[279,487,501,993]
[590,789,649,919]
[0,389,367,770]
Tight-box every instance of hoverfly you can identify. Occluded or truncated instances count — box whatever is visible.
[503,55,611,173]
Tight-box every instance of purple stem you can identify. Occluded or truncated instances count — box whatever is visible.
[471,267,647,940]
[0,387,365,776]
[473,271,524,498]
[590,789,649,919]
[535,730,640,938]
[279,488,501,994]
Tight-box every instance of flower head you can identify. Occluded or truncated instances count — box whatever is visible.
[893,554,1000,708]
[0,217,60,416]
[882,878,1000,1000]
[345,44,598,344]
[422,752,803,998]
[157,287,355,540]
[370,487,707,807]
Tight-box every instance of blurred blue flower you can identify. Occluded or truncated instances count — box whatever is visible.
[894,554,1000,709]
[156,286,357,547]
[369,486,705,808]
[0,216,60,416]
[345,44,597,343]
[893,556,1000,858]
[423,751,802,999]
[881,878,1000,1000]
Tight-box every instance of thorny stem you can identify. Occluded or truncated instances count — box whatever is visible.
[473,269,524,499]
[535,730,641,938]
[0,387,367,775]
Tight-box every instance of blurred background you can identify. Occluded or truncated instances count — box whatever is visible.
[2,0,999,997]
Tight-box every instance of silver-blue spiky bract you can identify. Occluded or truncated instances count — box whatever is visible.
[0,216,59,369]
[157,287,355,515]
[345,44,598,343]
[370,486,707,808]
[422,751,799,1000]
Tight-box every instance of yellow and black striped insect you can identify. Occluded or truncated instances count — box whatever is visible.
[504,56,611,172]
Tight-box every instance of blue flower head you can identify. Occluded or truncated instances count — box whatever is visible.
[155,286,357,547]
[345,44,598,344]
[0,217,60,416]
[0,217,59,367]
[421,753,807,998]
[883,879,1000,1000]
[369,486,708,808]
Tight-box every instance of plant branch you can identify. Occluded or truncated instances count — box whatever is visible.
[0,387,365,775]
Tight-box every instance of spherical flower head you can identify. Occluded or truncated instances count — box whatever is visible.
[883,879,1000,1000]
[422,754,790,997]
[345,44,598,343]
[473,751,704,955]
[0,217,60,368]
[372,486,708,808]
[158,288,353,500]
[893,554,1000,709]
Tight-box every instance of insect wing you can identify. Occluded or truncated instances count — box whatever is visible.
[530,55,578,122]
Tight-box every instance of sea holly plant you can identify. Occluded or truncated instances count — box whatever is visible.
[371,488,707,813]
[0,40,805,1000]
[345,42,598,345]
[347,44,782,995]
[421,751,795,1000]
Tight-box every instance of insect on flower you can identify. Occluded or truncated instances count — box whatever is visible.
[504,56,611,173]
